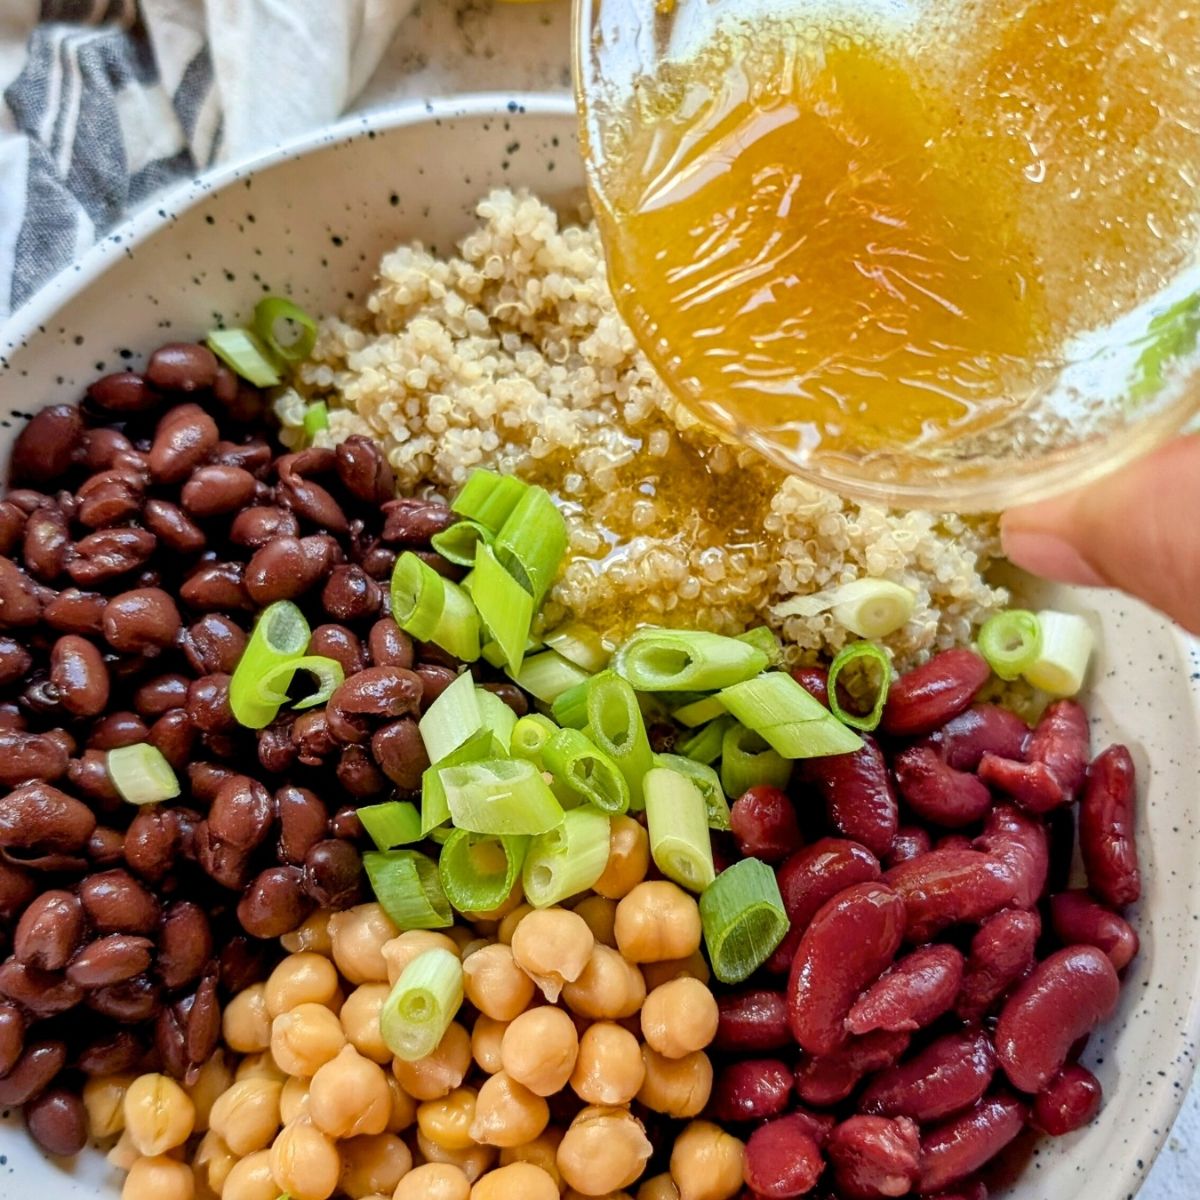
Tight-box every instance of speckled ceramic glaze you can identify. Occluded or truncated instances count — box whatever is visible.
[0,94,1196,1200]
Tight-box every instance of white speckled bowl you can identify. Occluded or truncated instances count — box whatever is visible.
[0,94,1197,1200]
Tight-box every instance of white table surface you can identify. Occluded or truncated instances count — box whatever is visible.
[351,1,1199,1193]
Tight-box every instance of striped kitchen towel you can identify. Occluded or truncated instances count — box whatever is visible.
[0,0,415,321]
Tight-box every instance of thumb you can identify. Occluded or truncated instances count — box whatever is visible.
[1000,434,1200,634]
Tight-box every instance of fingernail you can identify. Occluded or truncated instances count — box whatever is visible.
[1000,529,1106,587]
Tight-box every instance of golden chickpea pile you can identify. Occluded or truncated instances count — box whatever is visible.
[91,815,744,1200]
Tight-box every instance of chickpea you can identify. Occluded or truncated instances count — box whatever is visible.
[338,982,392,1063]
[572,895,618,947]
[640,951,711,992]
[393,1162,471,1200]
[280,1075,311,1125]
[641,978,718,1059]
[444,924,478,953]
[594,816,651,900]
[382,931,460,986]
[281,908,334,956]
[385,1074,417,1133]
[500,1007,579,1096]
[122,1156,194,1200]
[272,1002,347,1077]
[471,1015,508,1075]
[615,882,701,963]
[470,1070,550,1147]
[188,1050,235,1133]
[462,944,535,1021]
[569,1022,645,1106]
[329,904,399,984]
[670,1121,745,1200]
[340,1133,413,1198]
[392,1021,471,1100]
[107,1130,139,1170]
[266,952,341,1017]
[124,1073,196,1157]
[236,1051,288,1084]
[270,1119,341,1200]
[417,1086,478,1151]
[557,1106,652,1195]
[510,908,594,1002]
[497,903,533,945]
[308,1044,392,1138]
[562,944,646,1020]
[194,1131,237,1197]
[221,1150,278,1200]
[638,1175,680,1200]
[499,1127,563,1188]
[637,1048,712,1117]
[470,1162,558,1200]
[415,1131,496,1182]
[223,983,272,1053]
[564,1192,634,1200]
[208,1077,283,1157]
[83,1073,134,1139]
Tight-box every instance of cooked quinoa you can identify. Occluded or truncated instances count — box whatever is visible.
[279,189,1007,669]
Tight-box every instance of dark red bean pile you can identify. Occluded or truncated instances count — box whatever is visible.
[0,343,514,1155]
[710,650,1140,1199]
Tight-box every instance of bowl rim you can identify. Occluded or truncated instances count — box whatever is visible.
[0,88,1197,1200]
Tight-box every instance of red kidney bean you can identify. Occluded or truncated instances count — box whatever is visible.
[0,960,82,1016]
[181,613,246,676]
[181,464,258,517]
[846,944,964,1036]
[714,989,792,1053]
[790,665,830,707]
[709,1058,793,1123]
[798,737,898,857]
[955,909,1041,1022]
[0,556,43,627]
[238,865,312,939]
[79,869,161,935]
[744,1113,826,1199]
[973,804,1049,911]
[1079,744,1140,908]
[87,370,161,413]
[0,1041,66,1104]
[157,901,213,991]
[310,623,366,677]
[322,564,382,621]
[978,699,1089,813]
[101,587,182,653]
[87,973,161,1023]
[827,1115,921,1200]
[133,672,190,717]
[67,934,155,987]
[146,342,218,391]
[208,775,274,852]
[67,527,157,586]
[995,946,1120,1093]
[142,497,206,553]
[894,744,992,829]
[925,704,1030,771]
[729,785,803,863]
[885,850,1020,943]
[381,497,456,544]
[884,826,932,869]
[303,838,363,908]
[336,435,395,503]
[26,1086,88,1157]
[180,560,250,611]
[0,1001,24,1075]
[862,1027,997,1125]
[1049,890,1139,972]
[0,781,96,853]
[1031,1064,1103,1136]
[147,708,197,770]
[12,406,83,485]
[788,882,905,1054]
[13,890,84,971]
[368,618,414,668]
[918,1094,1027,1194]
[0,728,70,786]
[23,505,73,581]
[880,649,990,738]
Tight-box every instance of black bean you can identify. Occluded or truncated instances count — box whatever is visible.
[86,710,148,751]
[371,718,429,791]
[66,750,122,810]
[188,761,237,804]
[186,673,236,734]
[133,672,190,717]
[87,371,161,414]
[26,1087,88,1157]
[142,498,207,554]
[75,472,143,529]
[148,402,219,483]
[381,497,455,544]
[102,587,182,653]
[0,1001,24,1076]
[13,891,84,971]
[67,528,157,586]
[230,504,301,549]
[208,775,274,852]
[327,665,423,743]
[213,437,273,475]
[218,936,270,996]
[336,435,396,505]
[330,807,364,841]
[368,618,414,668]
[303,839,363,909]
[243,536,326,605]
[278,474,349,534]
[292,709,336,766]
[122,808,181,884]
[0,1042,67,1105]
[0,960,82,1017]
[0,862,36,920]
[238,865,312,939]
[67,934,155,987]
[0,782,95,854]
[482,681,530,717]
[23,505,73,581]
[146,343,219,393]
[0,556,42,627]
[180,560,250,611]
[79,431,135,477]
[0,502,27,557]
[12,406,83,486]
[87,973,161,1023]
[76,1029,143,1076]
[48,634,110,717]
[310,623,366,676]
[193,822,252,889]
[43,587,106,635]
[86,826,125,866]
[181,464,258,518]
[78,869,161,935]
[337,745,388,798]
[322,564,382,622]
[147,707,198,770]
[158,902,213,992]
[0,729,70,786]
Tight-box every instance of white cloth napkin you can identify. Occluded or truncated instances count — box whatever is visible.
[0,0,416,319]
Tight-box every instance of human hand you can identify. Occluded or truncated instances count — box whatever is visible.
[1000,434,1200,635]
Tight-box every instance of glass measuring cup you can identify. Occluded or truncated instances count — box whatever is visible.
[573,0,1200,512]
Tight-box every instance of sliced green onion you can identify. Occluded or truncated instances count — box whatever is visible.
[420,729,504,837]
[826,642,892,732]
[452,469,529,533]
[978,609,1043,682]
[654,754,730,830]
[1024,611,1095,697]
[358,801,423,850]
[364,850,452,930]
[106,744,180,806]
[757,719,867,758]
[258,655,344,712]
[720,723,792,797]
[473,543,535,673]
[431,520,494,568]
[302,402,329,439]
[700,858,788,984]
[380,948,463,1062]
[254,295,318,365]
[543,622,611,674]
[522,806,611,909]
[390,552,480,662]
[494,485,568,607]
[508,649,590,704]
[511,714,558,769]
[206,327,281,387]
[677,716,734,765]
[550,680,592,729]
[418,670,480,765]
[438,829,528,915]
[613,628,770,692]
[439,759,563,835]
[229,600,311,729]
[476,687,518,752]
[671,694,727,728]
[587,671,655,810]
[644,766,716,892]
[720,672,863,758]
[737,626,782,664]
[544,727,631,815]
[774,579,916,639]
